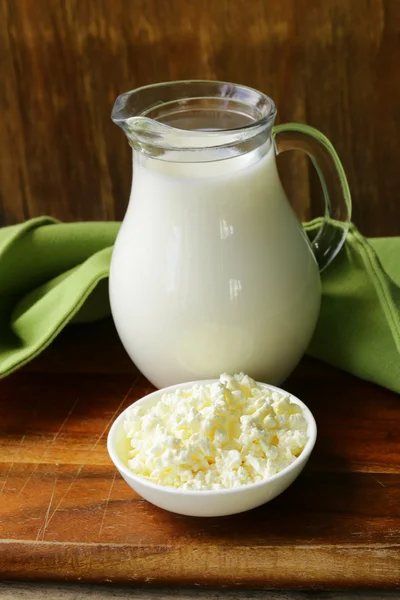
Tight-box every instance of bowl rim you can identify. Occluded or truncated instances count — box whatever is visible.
[107,378,317,496]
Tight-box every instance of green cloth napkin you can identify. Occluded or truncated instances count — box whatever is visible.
[1,218,399,392]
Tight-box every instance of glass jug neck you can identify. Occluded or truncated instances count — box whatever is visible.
[111,80,276,162]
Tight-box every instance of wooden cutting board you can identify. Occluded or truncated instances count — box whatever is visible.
[0,321,399,589]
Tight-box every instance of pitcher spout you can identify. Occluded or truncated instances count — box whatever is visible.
[111,90,167,150]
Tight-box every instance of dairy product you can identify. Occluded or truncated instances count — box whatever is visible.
[109,142,321,389]
[123,373,309,490]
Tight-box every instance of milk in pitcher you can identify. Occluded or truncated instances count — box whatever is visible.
[110,142,321,387]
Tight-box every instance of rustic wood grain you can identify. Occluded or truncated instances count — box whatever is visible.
[0,322,399,588]
[0,584,399,600]
[0,0,399,235]
[0,586,399,600]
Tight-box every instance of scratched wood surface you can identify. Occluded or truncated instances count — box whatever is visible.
[0,320,399,588]
[0,584,399,600]
[1,0,400,236]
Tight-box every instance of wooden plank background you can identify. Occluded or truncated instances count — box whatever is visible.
[0,0,399,236]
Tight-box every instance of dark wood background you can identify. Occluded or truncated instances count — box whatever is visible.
[0,0,399,236]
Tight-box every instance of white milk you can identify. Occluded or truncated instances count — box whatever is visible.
[109,143,321,388]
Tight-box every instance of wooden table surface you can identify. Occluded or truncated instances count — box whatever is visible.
[0,320,399,590]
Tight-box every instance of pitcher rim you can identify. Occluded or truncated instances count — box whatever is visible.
[111,80,277,152]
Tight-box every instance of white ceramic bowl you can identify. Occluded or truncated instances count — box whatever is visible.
[107,380,317,517]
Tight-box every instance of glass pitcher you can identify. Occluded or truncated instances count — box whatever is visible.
[110,81,351,388]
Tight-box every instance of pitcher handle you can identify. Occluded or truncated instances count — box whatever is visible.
[273,123,352,271]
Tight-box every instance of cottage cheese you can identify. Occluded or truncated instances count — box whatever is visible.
[124,373,309,490]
